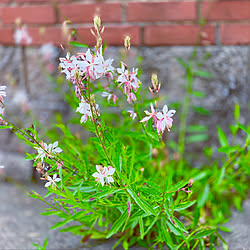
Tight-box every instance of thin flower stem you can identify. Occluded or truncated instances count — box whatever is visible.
[2,118,81,177]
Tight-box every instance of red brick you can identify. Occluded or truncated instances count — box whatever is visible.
[76,26,142,46]
[0,28,13,44]
[104,26,141,46]
[144,25,216,46]
[201,1,250,21]
[127,1,196,22]
[26,27,71,46]
[0,0,10,4]
[220,24,250,45]
[15,0,70,2]
[2,6,55,24]
[59,3,122,23]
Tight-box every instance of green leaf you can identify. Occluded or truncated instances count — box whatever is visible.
[172,217,188,233]
[50,218,72,230]
[176,57,189,70]
[218,145,241,154]
[190,228,216,240]
[194,70,212,78]
[126,188,156,216]
[234,104,240,121]
[69,41,88,48]
[160,218,174,247]
[186,134,209,144]
[187,125,208,133]
[106,210,127,238]
[197,185,210,208]
[139,216,144,239]
[191,91,206,98]
[175,201,196,211]
[219,226,232,233]
[167,180,189,193]
[84,189,123,201]
[238,123,248,133]
[166,220,182,236]
[193,106,210,115]
[216,167,225,185]
[217,126,228,147]
[144,215,158,235]
[0,124,13,129]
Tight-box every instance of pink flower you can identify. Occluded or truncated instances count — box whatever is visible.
[84,48,104,80]
[35,141,63,162]
[156,105,176,134]
[101,92,118,104]
[117,63,141,104]
[127,110,137,120]
[76,99,99,123]
[92,165,115,186]
[0,85,7,102]
[140,103,158,125]
[59,52,85,84]
[60,47,114,83]
[57,161,63,169]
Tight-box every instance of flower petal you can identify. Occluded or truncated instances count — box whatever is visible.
[45,182,51,187]
[166,109,176,117]
[107,167,115,175]
[156,112,163,120]
[106,176,114,184]
[162,105,168,114]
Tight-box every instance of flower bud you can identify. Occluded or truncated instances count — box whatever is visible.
[149,73,161,94]
[94,16,101,31]
[124,36,131,50]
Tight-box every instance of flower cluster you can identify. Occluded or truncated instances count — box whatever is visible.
[35,141,63,162]
[59,17,175,137]
[59,46,114,84]
[117,62,141,104]
[141,103,176,135]
[92,165,115,186]
[76,98,99,123]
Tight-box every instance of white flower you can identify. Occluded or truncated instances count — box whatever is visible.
[14,27,32,45]
[76,99,100,123]
[45,174,61,189]
[76,99,92,123]
[127,110,137,120]
[35,141,63,161]
[92,165,115,186]
[140,103,157,123]
[156,105,176,133]
[59,52,82,83]
[101,92,118,104]
[0,85,7,102]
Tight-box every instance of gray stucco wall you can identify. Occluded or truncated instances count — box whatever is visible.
[0,45,249,180]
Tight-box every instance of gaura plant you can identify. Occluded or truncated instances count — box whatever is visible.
[0,17,249,249]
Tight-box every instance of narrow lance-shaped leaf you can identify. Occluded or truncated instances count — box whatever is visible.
[126,187,156,216]
[106,209,127,238]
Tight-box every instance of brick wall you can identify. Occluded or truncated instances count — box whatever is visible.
[0,0,250,46]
